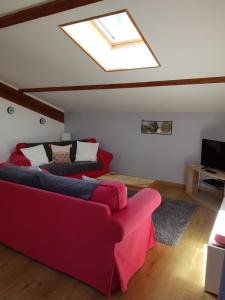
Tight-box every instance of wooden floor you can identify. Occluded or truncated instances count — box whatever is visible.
[0,183,219,300]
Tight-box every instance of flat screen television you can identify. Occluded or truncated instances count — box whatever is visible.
[201,139,225,172]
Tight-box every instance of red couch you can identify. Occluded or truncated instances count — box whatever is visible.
[9,138,113,179]
[0,176,161,295]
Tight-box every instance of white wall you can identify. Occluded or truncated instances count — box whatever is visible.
[0,98,64,161]
[65,111,225,184]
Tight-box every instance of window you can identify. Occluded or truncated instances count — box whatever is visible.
[60,10,160,71]
[93,12,141,45]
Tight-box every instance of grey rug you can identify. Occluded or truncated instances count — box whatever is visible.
[128,190,198,246]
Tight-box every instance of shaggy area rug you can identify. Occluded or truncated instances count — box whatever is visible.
[128,190,198,246]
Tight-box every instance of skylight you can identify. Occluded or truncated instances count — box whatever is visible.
[60,10,160,71]
[93,12,141,44]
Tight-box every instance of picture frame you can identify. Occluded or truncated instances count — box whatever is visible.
[141,120,173,135]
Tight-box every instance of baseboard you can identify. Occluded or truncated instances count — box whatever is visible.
[157,180,185,189]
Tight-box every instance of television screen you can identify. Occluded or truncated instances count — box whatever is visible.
[201,139,225,172]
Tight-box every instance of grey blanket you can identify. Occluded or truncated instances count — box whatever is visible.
[41,161,103,176]
[0,165,99,200]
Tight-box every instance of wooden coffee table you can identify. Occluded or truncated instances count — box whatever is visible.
[97,172,157,190]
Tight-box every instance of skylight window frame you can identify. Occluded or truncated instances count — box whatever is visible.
[59,9,161,72]
[92,13,143,47]
[93,19,116,45]
[92,20,143,48]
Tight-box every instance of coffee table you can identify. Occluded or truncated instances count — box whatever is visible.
[97,172,157,190]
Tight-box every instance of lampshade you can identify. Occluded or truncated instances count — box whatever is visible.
[61,132,72,141]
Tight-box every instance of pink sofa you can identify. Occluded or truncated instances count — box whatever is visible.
[0,176,161,295]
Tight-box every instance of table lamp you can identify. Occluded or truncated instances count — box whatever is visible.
[61,132,72,141]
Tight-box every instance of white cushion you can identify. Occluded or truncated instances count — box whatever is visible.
[21,145,49,166]
[76,141,99,162]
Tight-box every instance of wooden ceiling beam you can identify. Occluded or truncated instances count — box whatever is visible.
[19,76,225,93]
[0,82,64,123]
[0,0,103,28]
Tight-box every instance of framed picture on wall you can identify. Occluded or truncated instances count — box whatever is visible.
[141,120,173,135]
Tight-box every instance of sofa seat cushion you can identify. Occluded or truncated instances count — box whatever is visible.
[90,180,127,211]
[41,161,103,176]
[0,165,99,200]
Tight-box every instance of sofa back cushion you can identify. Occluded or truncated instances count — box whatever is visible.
[51,144,72,163]
[90,180,127,211]
[20,144,49,166]
[76,141,99,162]
[16,138,97,162]
[26,141,76,162]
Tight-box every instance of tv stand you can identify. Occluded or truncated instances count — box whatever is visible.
[204,168,217,174]
[203,178,224,189]
[185,164,225,211]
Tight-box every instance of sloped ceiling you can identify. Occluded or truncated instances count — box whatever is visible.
[0,0,46,16]
[0,0,225,112]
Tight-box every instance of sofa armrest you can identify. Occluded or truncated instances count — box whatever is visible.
[97,149,113,164]
[111,188,161,238]
[9,152,31,166]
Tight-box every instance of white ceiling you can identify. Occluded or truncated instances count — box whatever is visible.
[0,0,225,112]
[33,84,225,113]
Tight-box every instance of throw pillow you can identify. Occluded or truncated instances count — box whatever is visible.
[21,144,49,166]
[76,141,99,162]
[51,144,72,153]
[50,144,72,163]
[52,152,71,163]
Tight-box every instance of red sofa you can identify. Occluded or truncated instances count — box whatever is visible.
[0,175,161,295]
[9,138,113,179]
